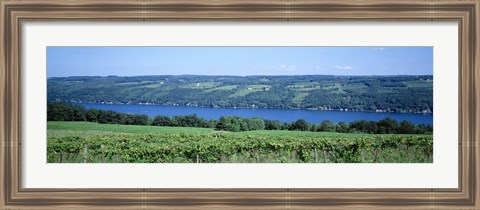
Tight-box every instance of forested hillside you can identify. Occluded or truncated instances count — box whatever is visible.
[48,75,433,113]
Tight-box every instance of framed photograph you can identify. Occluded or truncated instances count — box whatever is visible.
[1,0,479,209]
[45,46,434,164]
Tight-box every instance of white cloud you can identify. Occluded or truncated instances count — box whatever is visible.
[334,65,353,70]
[372,47,386,51]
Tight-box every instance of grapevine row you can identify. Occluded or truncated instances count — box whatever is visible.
[47,133,433,163]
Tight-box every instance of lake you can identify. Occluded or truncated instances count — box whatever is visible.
[79,103,433,125]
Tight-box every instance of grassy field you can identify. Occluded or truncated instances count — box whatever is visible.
[48,121,414,138]
[228,85,271,98]
[48,121,214,137]
[47,121,433,163]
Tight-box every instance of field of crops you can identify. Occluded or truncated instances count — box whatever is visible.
[47,121,433,163]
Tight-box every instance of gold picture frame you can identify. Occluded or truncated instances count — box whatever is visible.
[1,0,479,209]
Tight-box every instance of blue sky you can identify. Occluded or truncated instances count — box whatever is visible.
[47,47,433,77]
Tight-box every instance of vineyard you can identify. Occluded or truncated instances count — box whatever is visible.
[47,121,433,163]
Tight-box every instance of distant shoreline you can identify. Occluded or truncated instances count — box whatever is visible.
[73,102,433,115]
[49,75,433,115]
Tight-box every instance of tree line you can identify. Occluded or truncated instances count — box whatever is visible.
[47,102,432,134]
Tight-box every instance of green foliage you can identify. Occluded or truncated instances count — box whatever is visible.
[133,114,149,125]
[249,118,266,131]
[378,117,400,134]
[216,116,242,132]
[349,120,378,133]
[214,116,267,132]
[316,120,336,132]
[291,119,309,131]
[47,122,433,163]
[398,120,417,134]
[151,115,173,126]
[47,102,86,121]
[48,121,213,136]
[122,114,149,125]
[264,120,283,130]
[171,114,210,128]
[48,75,433,113]
[336,122,350,133]
[48,102,432,134]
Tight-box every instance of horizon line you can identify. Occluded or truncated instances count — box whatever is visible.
[47,74,434,78]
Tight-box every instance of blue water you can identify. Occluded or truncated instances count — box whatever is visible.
[79,103,433,125]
